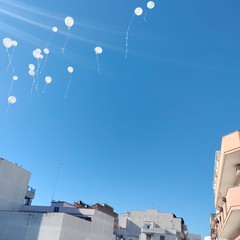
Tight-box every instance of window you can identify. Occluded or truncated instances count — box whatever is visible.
[54,207,59,212]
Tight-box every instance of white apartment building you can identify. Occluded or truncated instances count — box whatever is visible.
[114,209,189,240]
[0,158,31,211]
[0,158,114,240]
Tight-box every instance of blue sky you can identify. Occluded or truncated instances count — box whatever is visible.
[0,0,240,237]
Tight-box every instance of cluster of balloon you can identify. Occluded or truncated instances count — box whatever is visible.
[94,46,103,73]
[64,66,74,99]
[2,37,18,74]
[28,63,36,77]
[144,1,155,22]
[42,75,52,93]
[62,16,74,54]
[32,48,45,93]
[125,7,143,59]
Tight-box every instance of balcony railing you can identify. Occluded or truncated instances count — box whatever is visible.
[215,186,240,238]
[25,186,36,199]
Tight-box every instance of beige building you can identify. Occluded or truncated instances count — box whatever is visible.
[210,131,240,240]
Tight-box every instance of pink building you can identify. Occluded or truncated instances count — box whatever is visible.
[210,131,240,240]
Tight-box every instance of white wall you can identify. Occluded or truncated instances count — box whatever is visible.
[0,210,114,240]
[60,209,114,240]
[0,159,31,211]
[117,210,184,240]
[0,211,46,240]
[119,210,182,231]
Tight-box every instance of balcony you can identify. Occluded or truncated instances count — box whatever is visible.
[215,186,240,240]
[25,186,35,199]
[24,186,36,205]
[214,131,240,208]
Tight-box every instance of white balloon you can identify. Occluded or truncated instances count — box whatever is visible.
[29,69,35,76]
[33,51,40,59]
[35,48,41,54]
[94,46,103,55]
[13,75,18,81]
[52,26,58,32]
[3,37,13,48]
[65,16,74,28]
[147,1,155,9]
[12,40,18,47]
[29,64,35,71]
[67,66,73,73]
[44,48,49,54]
[8,96,16,104]
[39,54,44,59]
[45,76,52,84]
[134,7,143,16]
[33,48,41,59]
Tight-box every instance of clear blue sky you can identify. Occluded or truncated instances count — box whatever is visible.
[0,0,240,237]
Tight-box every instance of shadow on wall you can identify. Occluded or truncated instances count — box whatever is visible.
[126,218,142,236]
[0,211,43,239]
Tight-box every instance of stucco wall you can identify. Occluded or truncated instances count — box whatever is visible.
[120,210,182,231]
[0,211,47,240]
[0,159,31,211]
[0,210,114,240]
[117,210,183,240]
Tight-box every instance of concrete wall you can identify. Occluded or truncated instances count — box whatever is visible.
[0,211,65,240]
[117,210,184,240]
[0,211,46,240]
[0,210,114,240]
[119,210,182,231]
[0,159,31,211]
[60,210,114,240]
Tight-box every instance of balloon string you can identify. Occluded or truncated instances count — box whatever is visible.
[39,55,48,75]
[35,58,42,96]
[6,79,14,114]
[143,12,148,22]
[29,76,36,102]
[62,28,70,54]
[6,49,15,74]
[42,84,47,94]
[96,54,101,74]
[46,31,53,48]
[64,74,72,99]
[40,29,53,74]
[125,14,135,59]
[8,80,14,98]
[6,102,10,114]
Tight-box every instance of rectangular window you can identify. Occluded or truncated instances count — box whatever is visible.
[54,207,59,212]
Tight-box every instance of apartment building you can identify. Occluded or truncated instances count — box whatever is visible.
[0,158,114,240]
[114,209,189,240]
[210,131,240,240]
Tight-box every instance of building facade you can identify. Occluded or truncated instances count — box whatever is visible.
[0,158,32,211]
[210,131,240,240]
[0,158,114,240]
[114,209,189,240]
